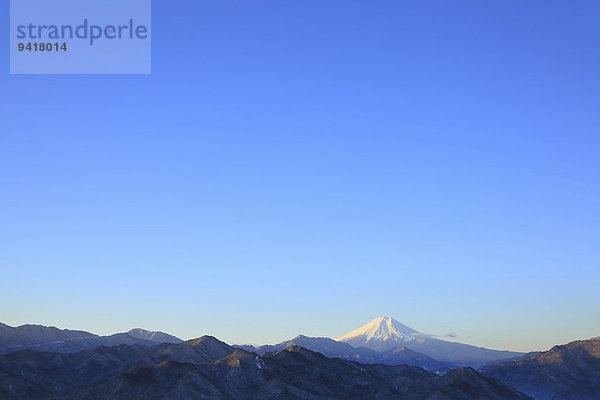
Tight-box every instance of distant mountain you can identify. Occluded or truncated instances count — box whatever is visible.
[239,335,379,359]
[0,335,237,400]
[0,323,182,354]
[377,346,447,370]
[239,335,450,370]
[0,323,96,353]
[59,346,533,400]
[335,317,428,351]
[336,317,525,365]
[482,339,600,400]
[126,328,182,344]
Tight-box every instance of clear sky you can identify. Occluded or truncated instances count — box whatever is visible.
[1,1,599,353]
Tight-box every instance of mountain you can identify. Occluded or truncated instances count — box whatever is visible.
[126,328,182,344]
[0,323,96,354]
[149,335,236,365]
[482,339,600,400]
[0,323,182,354]
[336,317,525,365]
[0,344,151,398]
[0,335,237,399]
[59,346,533,400]
[335,317,428,351]
[240,335,450,370]
[0,370,50,400]
[239,335,379,359]
[377,346,447,370]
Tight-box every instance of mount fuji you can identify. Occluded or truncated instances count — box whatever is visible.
[335,317,525,365]
[335,317,429,351]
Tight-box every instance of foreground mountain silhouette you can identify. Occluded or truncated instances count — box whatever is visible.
[0,323,181,354]
[66,347,533,400]
[482,338,600,400]
[0,336,233,399]
[0,336,533,400]
[335,317,524,365]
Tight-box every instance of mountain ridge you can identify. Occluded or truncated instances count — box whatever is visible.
[0,323,182,355]
[482,338,600,400]
[237,334,452,370]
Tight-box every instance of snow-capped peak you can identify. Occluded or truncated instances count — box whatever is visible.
[335,317,427,351]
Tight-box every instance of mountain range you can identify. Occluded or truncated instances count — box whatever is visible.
[1,318,598,399]
[0,323,182,354]
[237,335,451,371]
[2,318,524,370]
[64,347,533,400]
[239,317,525,369]
[0,336,533,400]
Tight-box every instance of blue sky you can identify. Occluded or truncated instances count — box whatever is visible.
[1,0,599,352]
